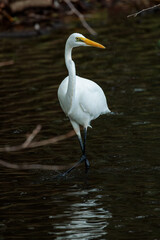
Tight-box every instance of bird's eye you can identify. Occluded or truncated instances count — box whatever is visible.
[76,37,83,42]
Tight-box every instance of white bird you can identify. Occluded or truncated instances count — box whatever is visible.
[58,33,110,175]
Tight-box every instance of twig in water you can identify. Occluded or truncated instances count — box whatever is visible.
[22,124,41,148]
[0,125,76,172]
[64,0,97,35]
[0,60,14,67]
[127,4,160,18]
[0,159,70,172]
[0,125,75,152]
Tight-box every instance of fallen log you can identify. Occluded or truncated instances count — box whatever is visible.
[10,0,53,13]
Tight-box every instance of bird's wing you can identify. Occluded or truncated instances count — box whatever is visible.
[57,77,69,115]
[77,77,108,118]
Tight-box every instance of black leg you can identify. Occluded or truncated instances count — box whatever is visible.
[70,128,90,173]
[78,135,84,153]
[78,128,87,155]
[83,128,90,171]
[58,155,86,177]
[83,128,87,154]
[57,128,90,178]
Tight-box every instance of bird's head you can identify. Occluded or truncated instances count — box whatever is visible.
[67,33,105,49]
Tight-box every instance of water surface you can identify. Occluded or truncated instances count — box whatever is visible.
[0,13,160,240]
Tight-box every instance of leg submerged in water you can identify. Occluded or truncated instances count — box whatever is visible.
[59,127,90,177]
[61,154,86,177]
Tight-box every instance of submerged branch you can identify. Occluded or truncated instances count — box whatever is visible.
[0,125,75,172]
[0,125,75,152]
[0,159,70,171]
[0,60,14,67]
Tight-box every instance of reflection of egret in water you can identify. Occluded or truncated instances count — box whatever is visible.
[49,188,112,239]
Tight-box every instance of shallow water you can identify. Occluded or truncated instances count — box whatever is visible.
[0,12,160,240]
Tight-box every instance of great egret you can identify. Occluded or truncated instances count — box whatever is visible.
[58,33,110,175]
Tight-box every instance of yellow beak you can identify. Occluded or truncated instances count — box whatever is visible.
[81,37,105,49]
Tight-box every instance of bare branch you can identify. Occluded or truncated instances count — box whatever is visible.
[0,60,14,67]
[127,4,160,18]
[0,159,71,171]
[24,129,75,149]
[64,0,97,35]
[0,125,75,152]
[0,125,76,172]
[0,6,14,23]
[22,124,41,148]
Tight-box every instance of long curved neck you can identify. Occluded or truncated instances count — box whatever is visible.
[65,42,76,114]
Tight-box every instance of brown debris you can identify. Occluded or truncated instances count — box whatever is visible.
[10,0,53,13]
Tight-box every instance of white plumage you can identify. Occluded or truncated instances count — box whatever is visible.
[58,75,110,132]
[58,33,110,174]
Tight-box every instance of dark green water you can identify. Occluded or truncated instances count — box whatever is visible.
[0,13,160,240]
